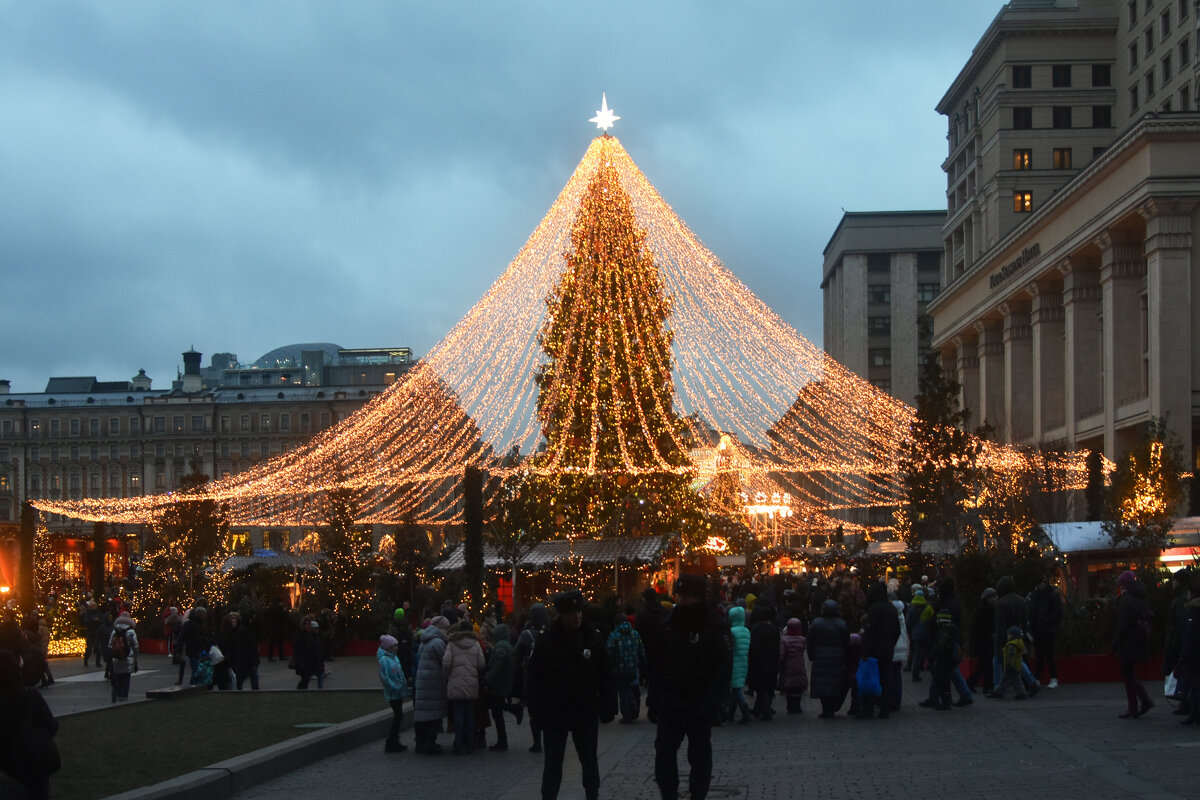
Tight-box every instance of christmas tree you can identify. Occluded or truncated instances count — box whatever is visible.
[530,143,699,539]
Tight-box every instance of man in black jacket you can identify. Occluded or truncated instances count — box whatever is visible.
[860,580,900,719]
[1028,575,1063,688]
[528,589,613,800]
[635,588,668,723]
[653,574,732,800]
[991,575,1039,695]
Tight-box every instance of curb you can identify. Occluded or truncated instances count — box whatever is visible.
[100,704,406,800]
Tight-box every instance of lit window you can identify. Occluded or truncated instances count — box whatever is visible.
[1053,148,1073,169]
[1013,149,1032,169]
[1014,191,1033,213]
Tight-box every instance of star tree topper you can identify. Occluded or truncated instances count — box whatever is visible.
[589,93,620,132]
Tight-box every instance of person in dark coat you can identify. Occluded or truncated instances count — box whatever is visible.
[652,574,731,800]
[1163,568,1192,702]
[634,588,668,723]
[514,603,551,753]
[1028,575,1063,688]
[1176,577,1200,724]
[387,608,415,682]
[921,577,973,707]
[179,607,210,686]
[263,598,288,662]
[1111,570,1153,718]
[965,588,997,693]
[991,575,1038,694]
[860,580,900,719]
[80,600,103,668]
[0,650,59,800]
[230,612,261,690]
[528,590,613,800]
[292,616,325,690]
[808,599,850,718]
[747,604,780,720]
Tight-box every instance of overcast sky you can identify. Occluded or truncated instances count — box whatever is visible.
[0,1,1000,393]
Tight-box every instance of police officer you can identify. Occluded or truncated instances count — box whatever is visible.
[528,588,613,800]
[652,574,732,800]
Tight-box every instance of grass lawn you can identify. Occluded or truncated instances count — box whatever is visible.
[51,690,385,800]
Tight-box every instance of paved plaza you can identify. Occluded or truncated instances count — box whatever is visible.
[222,671,1196,800]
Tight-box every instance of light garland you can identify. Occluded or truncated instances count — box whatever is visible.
[30,134,1102,534]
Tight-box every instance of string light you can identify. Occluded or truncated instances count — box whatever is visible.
[30,135,1100,532]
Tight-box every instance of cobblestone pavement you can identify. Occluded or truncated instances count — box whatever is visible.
[233,679,1198,800]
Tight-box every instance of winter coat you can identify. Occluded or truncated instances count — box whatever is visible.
[1177,596,1200,677]
[230,624,260,675]
[1028,585,1064,637]
[181,615,210,659]
[413,627,448,722]
[442,628,486,701]
[747,606,780,693]
[527,618,613,729]
[387,618,415,678]
[862,586,900,663]
[993,576,1028,651]
[635,593,668,686]
[292,630,324,678]
[606,620,646,681]
[1111,580,1152,662]
[485,624,516,699]
[933,579,963,630]
[728,606,750,688]
[907,595,933,641]
[890,600,909,664]
[807,606,850,698]
[650,600,731,721]
[778,621,809,693]
[970,598,995,658]
[108,618,139,676]
[514,604,549,700]
[377,646,408,702]
[0,678,59,787]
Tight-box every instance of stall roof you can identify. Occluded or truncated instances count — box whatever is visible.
[1042,518,1200,554]
[219,552,325,573]
[434,535,672,574]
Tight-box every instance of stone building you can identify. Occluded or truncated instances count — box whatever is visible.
[822,211,946,405]
[930,0,1200,469]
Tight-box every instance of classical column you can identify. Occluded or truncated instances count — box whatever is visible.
[1096,232,1147,460]
[953,333,979,426]
[1029,281,1066,441]
[842,254,868,378]
[1001,301,1033,444]
[975,320,1006,433]
[1140,199,1196,465]
[892,253,919,404]
[1059,257,1101,449]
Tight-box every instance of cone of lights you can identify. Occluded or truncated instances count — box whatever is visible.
[32,134,1096,528]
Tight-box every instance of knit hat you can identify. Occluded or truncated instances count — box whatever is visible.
[553,589,586,613]
[379,634,398,650]
[430,615,450,630]
[849,633,861,645]
[786,618,803,634]
[1117,570,1136,589]
[394,608,405,621]
[980,587,997,601]
[911,588,925,598]
[1006,625,1022,638]
[675,574,708,599]
[309,621,319,630]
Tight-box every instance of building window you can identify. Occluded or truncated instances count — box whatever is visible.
[1052,106,1072,128]
[220,442,230,458]
[260,441,271,458]
[89,473,100,494]
[1052,65,1072,87]
[70,446,79,461]
[300,412,311,432]
[172,415,184,433]
[220,415,231,433]
[108,418,120,435]
[917,283,940,302]
[130,417,139,435]
[1053,148,1073,169]
[49,419,60,437]
[191,415,204,433]
[1092,63,1112,86]
[156,472,166,490]
[240,414,250,432]
[1162,53,1173,81]
[279,414,291,433]
[130,474,140,491]
[1181,0,1190,20]
[319,411,331,429]
[1146,70,1157,97]
[1014,191,1033,213]
[1160,10,1170,39]
[1092,105,1112,127]
[89,446,98,460]
[869,349,891,368]
[130,444,139,459]
[1013,149,1032,169]
[867,253,891,272]
[1129,0,1138,27]
[1181,37,1191,67]
[1012,106,1033,129]
[1180,84,1190,111]
[89,418,99,436]
[155,443,165,458]
[71,418,82,436]
[917,315,935,339]
[154,416,165,433]
[868,316,892,336]
[50,446,59,461]
[109,472,121,494]
[1131,84,1141,108]
[867,285,891,304]
[260,414,270,432]
[69,473,81,495]
[30,419,40,436]
[1130,41,1140,71]
[110,445,119,460]
[1145,26,1155,54]
[870,379,892,393]
[1011,65,1032,88]
[241,442,251,458]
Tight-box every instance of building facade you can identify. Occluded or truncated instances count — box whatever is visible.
[822,211,946,405]
[930,0,1200,472]
[0,345,413,585]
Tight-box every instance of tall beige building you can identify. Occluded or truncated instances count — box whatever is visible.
[822,211,946,405]
[930,0,1200,471]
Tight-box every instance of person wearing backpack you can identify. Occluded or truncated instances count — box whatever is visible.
[1112,570,1154,719]
[606,614,646,723]
[108,610,138,703]
[0,650,60,800]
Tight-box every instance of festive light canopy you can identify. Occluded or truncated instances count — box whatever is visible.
[33,124,1096,529]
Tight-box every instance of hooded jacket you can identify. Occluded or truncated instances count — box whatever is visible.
[108,615,139,675]
[413,625,448,722]
[606,619,645,681]
[1111,579,1152,662]
[651,599,731,720]
[485,623,516,699]
[727,606,751,688]
[527,616,613,728]
[807,601,850,698]
[862,582,900,663]
[993,576,1028,651]
[747,605,780,693]
[778,618,809,693]
[442,627,486,700]
[377,646,408,702]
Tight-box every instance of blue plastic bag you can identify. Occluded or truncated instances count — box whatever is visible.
[856,657,881,698]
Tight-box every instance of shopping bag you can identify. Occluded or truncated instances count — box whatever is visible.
[856,657,882,698]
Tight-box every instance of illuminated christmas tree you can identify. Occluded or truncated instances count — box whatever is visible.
[531,144,700,538]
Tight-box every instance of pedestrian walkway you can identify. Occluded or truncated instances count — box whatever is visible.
[232,682,1196,800]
